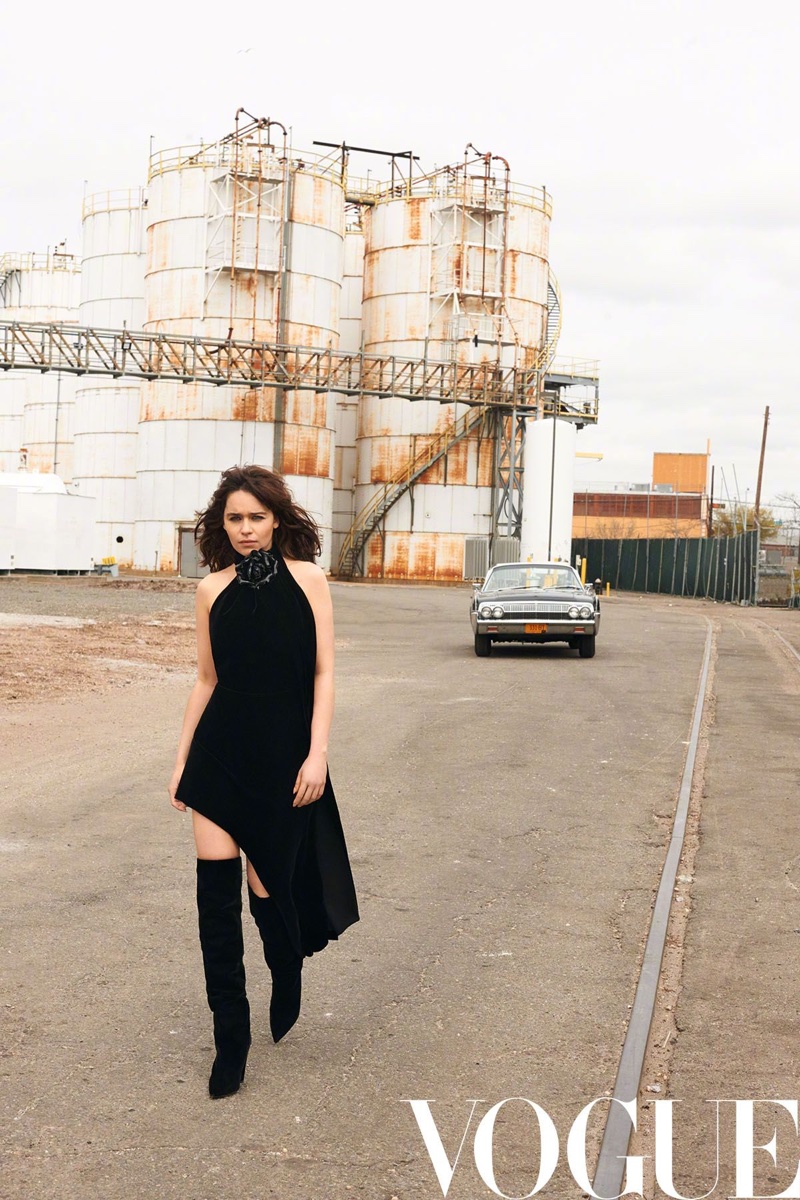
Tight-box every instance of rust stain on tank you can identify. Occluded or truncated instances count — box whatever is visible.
[295,426,330,477]
[452,247,462,290]
[232,388,275,422]
[406,197,426,242]
[434,537,463,581]
[445,438,469,486]
[362,253,376,300]
[477,437,494,488]
[506,248,521,296]
[384,533,410,580]
[279,425,298,475]
[371,438,411,484]
[140,384,204,422]
[410,535,436,580]
[366,535,385,579]
[413,432,446,485]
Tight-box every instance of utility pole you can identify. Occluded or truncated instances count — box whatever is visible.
[754,405,770,517]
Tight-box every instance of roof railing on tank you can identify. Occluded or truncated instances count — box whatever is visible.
[0,252,80,275]
[147,141,350,184]
[548,357,600,381]
[363,172,552,216]
[81,188,148,220]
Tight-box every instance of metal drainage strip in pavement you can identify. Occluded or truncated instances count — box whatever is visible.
[592,620,713,1199]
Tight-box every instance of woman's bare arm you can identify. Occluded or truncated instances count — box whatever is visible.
[289,562,334,807]
[168,576,220,811]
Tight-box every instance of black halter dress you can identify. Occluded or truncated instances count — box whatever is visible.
[176,548,359,957]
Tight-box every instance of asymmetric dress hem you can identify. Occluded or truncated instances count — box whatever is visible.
[176,549,359,958]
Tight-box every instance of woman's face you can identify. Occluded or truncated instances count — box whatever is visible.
[223,489,279,556]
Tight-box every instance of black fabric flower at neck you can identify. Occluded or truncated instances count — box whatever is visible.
[234,547,279,588]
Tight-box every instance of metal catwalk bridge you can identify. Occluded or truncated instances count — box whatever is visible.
[0,321,599,417]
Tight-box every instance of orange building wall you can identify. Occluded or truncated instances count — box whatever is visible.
[572,492,708,540]
[652,452,709,495]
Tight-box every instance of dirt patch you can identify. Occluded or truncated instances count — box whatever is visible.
[1,613,196,705]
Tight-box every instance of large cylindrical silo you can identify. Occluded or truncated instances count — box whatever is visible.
[73,190,147,565]
[135,131,343,571]
[356,161,552,579]
[0,251,81,480]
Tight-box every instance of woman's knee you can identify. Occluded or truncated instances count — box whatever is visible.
[191,810,240,860]
[246,860,269,897]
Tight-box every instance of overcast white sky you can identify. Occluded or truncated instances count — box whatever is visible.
[2,0,797,515]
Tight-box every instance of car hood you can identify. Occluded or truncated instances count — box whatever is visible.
[476,587,594,604]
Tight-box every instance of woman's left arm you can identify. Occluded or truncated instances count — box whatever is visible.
[293,564,334,807]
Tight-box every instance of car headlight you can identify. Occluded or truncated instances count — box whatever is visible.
[479,604,493,618]
[492,606,504,619]
[568,605,580,619]
[580,605,593,619]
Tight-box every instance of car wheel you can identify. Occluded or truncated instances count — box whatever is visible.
[578,635,596,659]
[474,633,492,657]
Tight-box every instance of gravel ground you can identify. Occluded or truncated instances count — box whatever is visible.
[0,576,198,705]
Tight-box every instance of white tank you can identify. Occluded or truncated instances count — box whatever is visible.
[0,251,81,480]
[73,190,147,565]
[136,132,344,571]
[355,161,552,579]
[519,417,577,563]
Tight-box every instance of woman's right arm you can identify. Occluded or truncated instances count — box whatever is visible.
[168,578,218,811]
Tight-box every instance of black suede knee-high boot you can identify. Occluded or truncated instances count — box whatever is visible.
[248,888,302,1043]
[196,858,251,1098]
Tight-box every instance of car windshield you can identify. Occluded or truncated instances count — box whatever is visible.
[484,564,582,591]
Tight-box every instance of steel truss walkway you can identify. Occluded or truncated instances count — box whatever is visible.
[0,320,599,416]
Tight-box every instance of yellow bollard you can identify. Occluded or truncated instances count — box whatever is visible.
[605,582,611,597]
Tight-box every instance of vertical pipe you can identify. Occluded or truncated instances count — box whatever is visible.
[52,369,62,476]
[547,416,557,559]
[754,405,770,516]
[507,405,516,538]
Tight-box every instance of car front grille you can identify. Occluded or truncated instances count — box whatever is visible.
[500,602,576,619]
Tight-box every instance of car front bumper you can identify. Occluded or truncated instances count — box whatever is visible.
[470,615,597,639]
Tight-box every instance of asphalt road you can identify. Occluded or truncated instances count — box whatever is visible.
[2,583,795,1199]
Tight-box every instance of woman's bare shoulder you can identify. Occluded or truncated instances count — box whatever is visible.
[284,558,329,594]
[196,565,236,610]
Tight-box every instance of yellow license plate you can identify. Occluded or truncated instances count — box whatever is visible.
[525,623,547,634]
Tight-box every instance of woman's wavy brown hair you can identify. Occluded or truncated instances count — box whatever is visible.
[194,465,322,571]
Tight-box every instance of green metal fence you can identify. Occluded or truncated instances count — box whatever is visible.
[576,530,759,604]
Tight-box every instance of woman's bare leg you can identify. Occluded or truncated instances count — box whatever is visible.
[246,860,269,898]
[192,810,240,860]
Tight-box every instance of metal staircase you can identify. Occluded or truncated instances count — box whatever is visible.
[337,405,489,577]
[543,271,562,372]
[337,274,567,578]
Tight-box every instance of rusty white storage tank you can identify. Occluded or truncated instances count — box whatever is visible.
[135,119,344,571]
[331,217,365,565]
[73,189,147,565]
[0,251,81,481]
[356,151,552,579]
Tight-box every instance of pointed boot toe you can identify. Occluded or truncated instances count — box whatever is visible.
[269,970,302,1043]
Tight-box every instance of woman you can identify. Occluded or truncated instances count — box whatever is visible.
[168,465,359,1099]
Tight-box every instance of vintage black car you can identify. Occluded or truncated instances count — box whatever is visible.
[470,561,600,658]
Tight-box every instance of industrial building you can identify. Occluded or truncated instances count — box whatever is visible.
[0,112,599,578]
[573,452,712,540]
